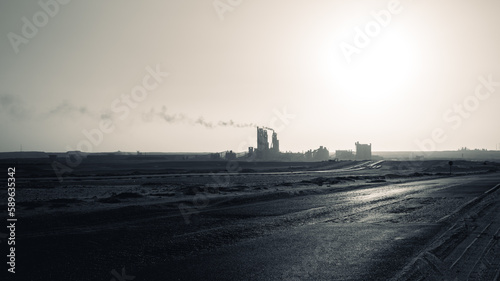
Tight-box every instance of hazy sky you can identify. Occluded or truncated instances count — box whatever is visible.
[1,0,500,153]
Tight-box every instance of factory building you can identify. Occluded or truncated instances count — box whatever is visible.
[271,131,279,155]
[255,127,281,160]
[256,127,270,159]
[252,126,330,161]
[308,146,329,161]
[355,142,372,160]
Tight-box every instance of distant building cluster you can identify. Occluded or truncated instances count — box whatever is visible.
[55,128,372,163]
[247,127,329,161]
[14,140,500,162]
[235,128,372,162]
[335,142,372,161]
[304,146,329,161]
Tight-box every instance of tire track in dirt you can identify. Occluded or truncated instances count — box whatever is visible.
[390,183,500,281]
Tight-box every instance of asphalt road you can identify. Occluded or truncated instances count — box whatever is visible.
[10,173,500,281]
[137,174,500,281]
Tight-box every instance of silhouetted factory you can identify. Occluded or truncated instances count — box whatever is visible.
[355,142,372,160]
[170,127,370,162]
[105,128,367,162]
[152,127,366,162]
[335,142,372,160]
[250,127,329,161]
[256,127,279,159]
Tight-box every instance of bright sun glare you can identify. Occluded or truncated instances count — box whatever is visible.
[335,30,420,110]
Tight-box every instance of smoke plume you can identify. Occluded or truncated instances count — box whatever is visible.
[143,106,256,128]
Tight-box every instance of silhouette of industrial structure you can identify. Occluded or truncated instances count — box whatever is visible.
[255,127,281,159]
[304,146,329,161]
[271,130,279,154]
[334,142,372,160]
[355,142,372,160]
[251,127,329,161]
[256,127,269,159]
[48,127,371,162]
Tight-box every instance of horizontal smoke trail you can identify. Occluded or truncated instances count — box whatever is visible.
[144,106,256,128]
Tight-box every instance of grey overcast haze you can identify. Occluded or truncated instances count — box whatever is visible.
[1,0,500,153]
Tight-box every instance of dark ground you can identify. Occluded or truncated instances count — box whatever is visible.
[0,158,499,280]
